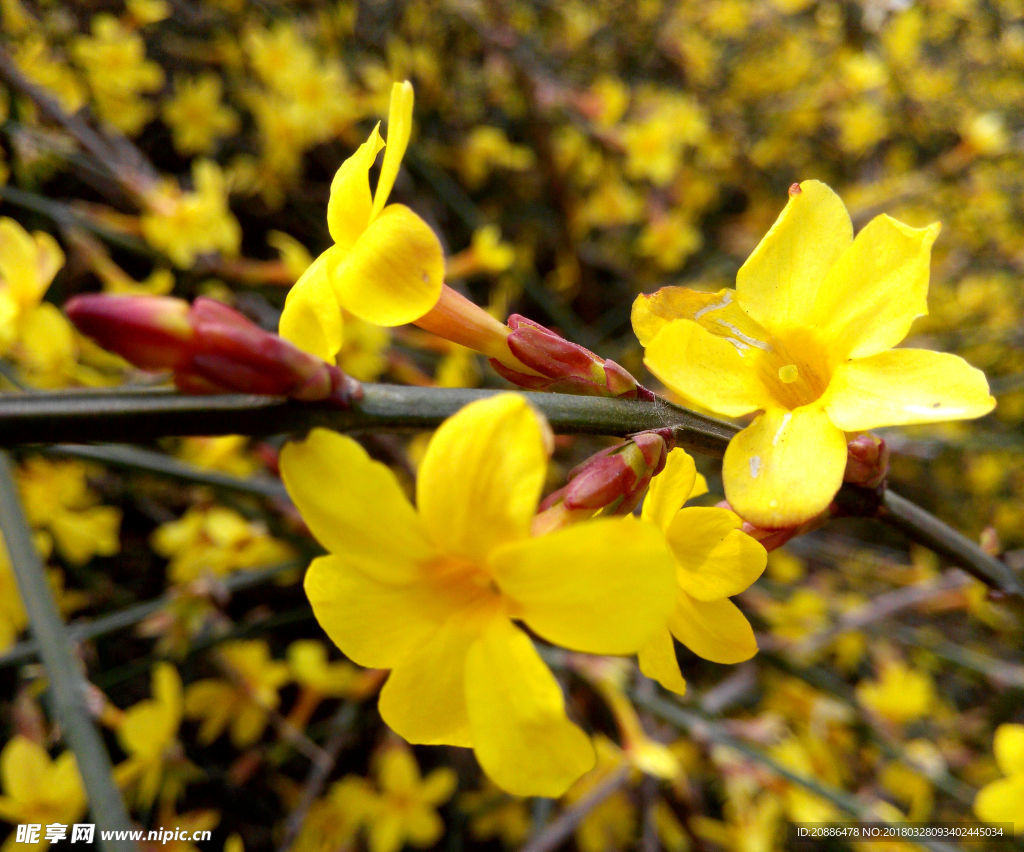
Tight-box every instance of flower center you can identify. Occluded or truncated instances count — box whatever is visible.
[757,327,834,409]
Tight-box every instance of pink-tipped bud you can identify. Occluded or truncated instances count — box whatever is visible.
[490,315,653,400]
[537,429,674,526]
[66,294,195,370]
[67,294,361,406]
[844,433,889,489]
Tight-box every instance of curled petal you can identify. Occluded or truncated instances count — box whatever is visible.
[641,447,697,532]
[278,250,344,361]
[331,204,444,326]
[638,629,688,695]
[326,125,384,251]
[373,81,415,218]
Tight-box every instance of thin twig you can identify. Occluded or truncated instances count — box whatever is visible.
[276,703,359,852]
[520,765,630,852]
[0,451,137,849]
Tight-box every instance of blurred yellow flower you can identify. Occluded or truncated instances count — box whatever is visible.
[162,74,240,156]
[363,746,456,852]
[16,457,121,565]
[0,737,86,849]
[184,639,289,747]
[974,723,1024,832]
[141,160,242,268]
[856,659,936,725]
[634,180,995,528]
[280,81,444,362]
[281,393,676,795]
[636,448,767,694]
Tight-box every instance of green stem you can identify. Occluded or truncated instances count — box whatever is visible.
[0,385,1017,597]
[0,452,137,848]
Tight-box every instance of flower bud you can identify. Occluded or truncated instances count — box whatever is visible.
[534,429,673,533]
[844,433,889,489]
[491,315,653,400]
[66,294,361,406]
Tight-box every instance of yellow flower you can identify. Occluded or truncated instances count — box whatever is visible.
[855,659,936,724]
[363,746,456,852]
[974,724,1024,832]
[634,180,995,528]
[635,448,767,694]
[183,640,289,747]
[280,393,676,796]
[140,160,241,268]
[16,457,121,565]
[279,81,444,362]
[114,663,195,809]
[0,218,64,355]
[0,737,86,849]
[162,74,240,156]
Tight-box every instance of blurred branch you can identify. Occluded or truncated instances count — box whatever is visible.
[633,693,965,852]
[0,451,137,848]
[520,765,630,852]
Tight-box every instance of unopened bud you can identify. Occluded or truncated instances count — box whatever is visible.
[844,433,889,489]
[491,315,653,400]
[535,429,673,533]
[67,294,361,406]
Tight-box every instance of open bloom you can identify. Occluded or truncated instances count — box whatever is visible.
[634,180,995,528]
[635,449,767,694]
[279,81,444,362]
[974,723,1024,832]
[280,394,676,796]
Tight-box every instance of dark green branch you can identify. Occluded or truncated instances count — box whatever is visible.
[0,452,136,848]
[0,384,1018,597]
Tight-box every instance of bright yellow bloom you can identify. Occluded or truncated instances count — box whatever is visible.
[974,724,1024,832]
[634,180,995,528]
[280,393,676,795]
[0,218,64,354]
[0,737,86,850]
[279,81,444,362]
[635,448,767,694]
[362,746,456,852]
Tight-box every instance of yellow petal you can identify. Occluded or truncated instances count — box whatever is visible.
[666,507,767,600]
[376,748,421,794]
[373,81,415,218]
[637,629,688,695]
[280,428,432,571]
[644,319,769,417]
[421,767,458,805]
[327,124,384,251]
[669,594,757,664]
[279,250,344,361]
[974,775,1024,833]
[378,615,474,747]
[304,554,449,669]
[331,204,444,326]
[723,406,848,528]
[633,286,771,351]
[736,180,853,333]
[418,393,549,562]
[993,723,1024,776]
[465,617,594,797]
[824,349,995,431]
[1,736,49,799]
[32,231,64,296]
[641,447,696,532]
[492,516,675,655]
[811,216,940,359]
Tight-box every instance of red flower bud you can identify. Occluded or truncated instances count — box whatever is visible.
[66,294,361,406]
[490,315,653,400]
[844,433,889,489]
